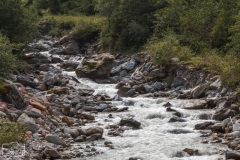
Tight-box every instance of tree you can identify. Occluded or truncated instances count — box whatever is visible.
[98,0,156,50]
[49,0,61,14]
[227,11,240,58]
[0,33,18,77]
[179,0,217,52]
[211,0,238,49]
[0,0,38,42]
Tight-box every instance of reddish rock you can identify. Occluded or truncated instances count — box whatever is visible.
[86,127,104,137]
[0,102,15,114]
[27,93,34,97]
[62,116,72,127]
[81,112,95,120]
[47,87,68,94]
[29,99,47,111]
[41,130,47,137]
[18,87,27,94]
[39,83,47,91]
[183,148,199,156]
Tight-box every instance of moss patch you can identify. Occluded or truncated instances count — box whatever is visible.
[0,81,12,94]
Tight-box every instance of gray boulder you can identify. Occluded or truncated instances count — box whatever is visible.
[45,134,66,147]
[171,77,183,88]
[64,42,80,55]
[110,65,122,76]
[17,113,37,133]
[119,118,141,128]
[117,86,131,97]
[149,68,166,78]
[126,89,136,97]
[122,60,135,70]
[1,82,27,109]
[63,60,79,69]
[151,82,162,91]
[43,69,62,86]
[23,52,51,64]
[209,78,222,90]
[45,148,61,159]
[64,128,79,138]
[190,83,210,98]
[182,99,207,109]
[17,76,36,88]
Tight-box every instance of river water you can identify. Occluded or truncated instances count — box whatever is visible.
[64,71,227,160]
[41,45,227,160]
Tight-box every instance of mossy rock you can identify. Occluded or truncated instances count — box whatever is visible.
[82,59,97,70]
[75,53,114,79]
[0,80,11,94]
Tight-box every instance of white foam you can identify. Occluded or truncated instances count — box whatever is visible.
[64,72,226,160]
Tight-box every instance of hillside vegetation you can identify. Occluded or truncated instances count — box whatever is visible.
[0,0,240,87]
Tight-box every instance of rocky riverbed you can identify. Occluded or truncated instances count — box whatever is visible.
[1,34,240,160]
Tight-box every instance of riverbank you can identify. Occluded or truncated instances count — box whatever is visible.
[0,34,240,160]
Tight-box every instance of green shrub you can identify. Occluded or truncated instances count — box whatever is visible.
[187,50,240,86]
[221,56,240,86]
[0,33,19,77]
[0,116,27,145]
[148,32,193,66]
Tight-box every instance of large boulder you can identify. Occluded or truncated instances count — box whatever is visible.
[212,100,235,121]
[17,113,37,133]
[17,75,37,88]
[148,68,167,78]
[86,127,104,137]
[0,81,27,109]
[63,42,80,55]
[209,78,222,90]
[23,52,51,64]
[117,86,131,97]
[45,134,66,147]
[75,53,114,79]
[43,68,62,86]
[190,83,210,98]
[122,60,136,70]
[182,99,207,109]
[119,118,141,128]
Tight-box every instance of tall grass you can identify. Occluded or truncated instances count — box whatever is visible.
[39,15,106,38]
[0,116,27,145]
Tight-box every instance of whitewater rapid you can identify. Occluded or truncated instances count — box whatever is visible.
[65,72,226,160]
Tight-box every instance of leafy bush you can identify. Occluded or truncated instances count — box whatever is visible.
[188,50,240,86]
[221,56,240,86]
[0,116,27,145]
[98,0,156,51]
[148,32,193,66]
[0,33,19,77]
